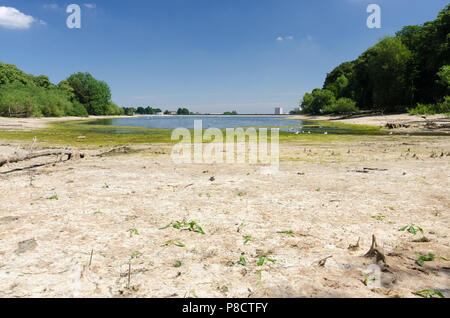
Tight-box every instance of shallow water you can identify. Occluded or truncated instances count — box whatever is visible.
[85,116,302,129]
[82,115,449,136]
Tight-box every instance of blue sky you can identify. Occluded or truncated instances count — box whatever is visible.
[0,0,448,113]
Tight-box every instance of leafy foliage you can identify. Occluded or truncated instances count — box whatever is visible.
[159,220,205,234]
[135,106,162,115]
[301,89,335,115]
[415,252,435,266]
[413,290,445,298]
[399,224,424,235]
[302,5,450,114]
[408,98,450,115]
[177,108,191,115]
[65,72,113,115]
[0,62,121,117]
[322,98,359,114]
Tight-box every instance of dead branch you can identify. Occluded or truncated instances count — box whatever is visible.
[0,149,77,167]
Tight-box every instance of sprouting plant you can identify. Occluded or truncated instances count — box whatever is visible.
[316,187,321,192]
[159,220,205,234]
[127,228,139,237]
[131,251,142,259]
[206,193,211,198]
[362,273,378,286]
[47,195,58,200]
[257,257,265,266]
[277,230,294,237]
[238,192,244,197]
[257,256,276,266]
[399,224,423,235]
[242,235,252,244]
[103,182,110,189]
[173,260,182,268]
[413,290,445,298]
[371,215,385,221]
[164,240,185,247]
[239,257,247,266]
[416,252,435,266]
[256,270,263,286]
[184,290,198,298]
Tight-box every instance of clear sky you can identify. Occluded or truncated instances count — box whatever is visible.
[0,0,448,113]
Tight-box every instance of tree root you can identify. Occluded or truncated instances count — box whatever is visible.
[364,235,387,265]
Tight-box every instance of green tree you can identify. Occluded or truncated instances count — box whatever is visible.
[0,62,34,87]
[33,75,52,89]
[300,89,335,115]
[366,37,412,112]
[65,72,112,115]
[300,92,314,114]
[322,98,358,114]
[437,65,450,90]
[177,108,190,115]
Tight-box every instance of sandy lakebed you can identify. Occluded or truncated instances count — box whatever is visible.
[0,114,449,298]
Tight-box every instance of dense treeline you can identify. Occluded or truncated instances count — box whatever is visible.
[136,106,162,115]
[0,62,123,117]
[122,107,193,116]
[300,5,450,115]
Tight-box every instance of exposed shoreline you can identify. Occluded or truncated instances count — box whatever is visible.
[0,135,449,298]
[0,113,449,298]
[290,113,450,132]
[0,113,449,133]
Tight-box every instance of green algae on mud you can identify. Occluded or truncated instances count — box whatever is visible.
[0,118,385,147]
[0,120,175,147]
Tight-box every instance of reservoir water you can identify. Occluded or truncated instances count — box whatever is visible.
[85,116,302,129]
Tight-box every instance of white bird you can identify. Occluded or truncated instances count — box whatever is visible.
[324,132,328,135]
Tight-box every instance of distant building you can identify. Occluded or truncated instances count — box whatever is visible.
[275,107,284,115]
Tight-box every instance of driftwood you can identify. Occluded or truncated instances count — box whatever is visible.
[0,145,133,168]
[0,142,134,170]
[0,149,77,168]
